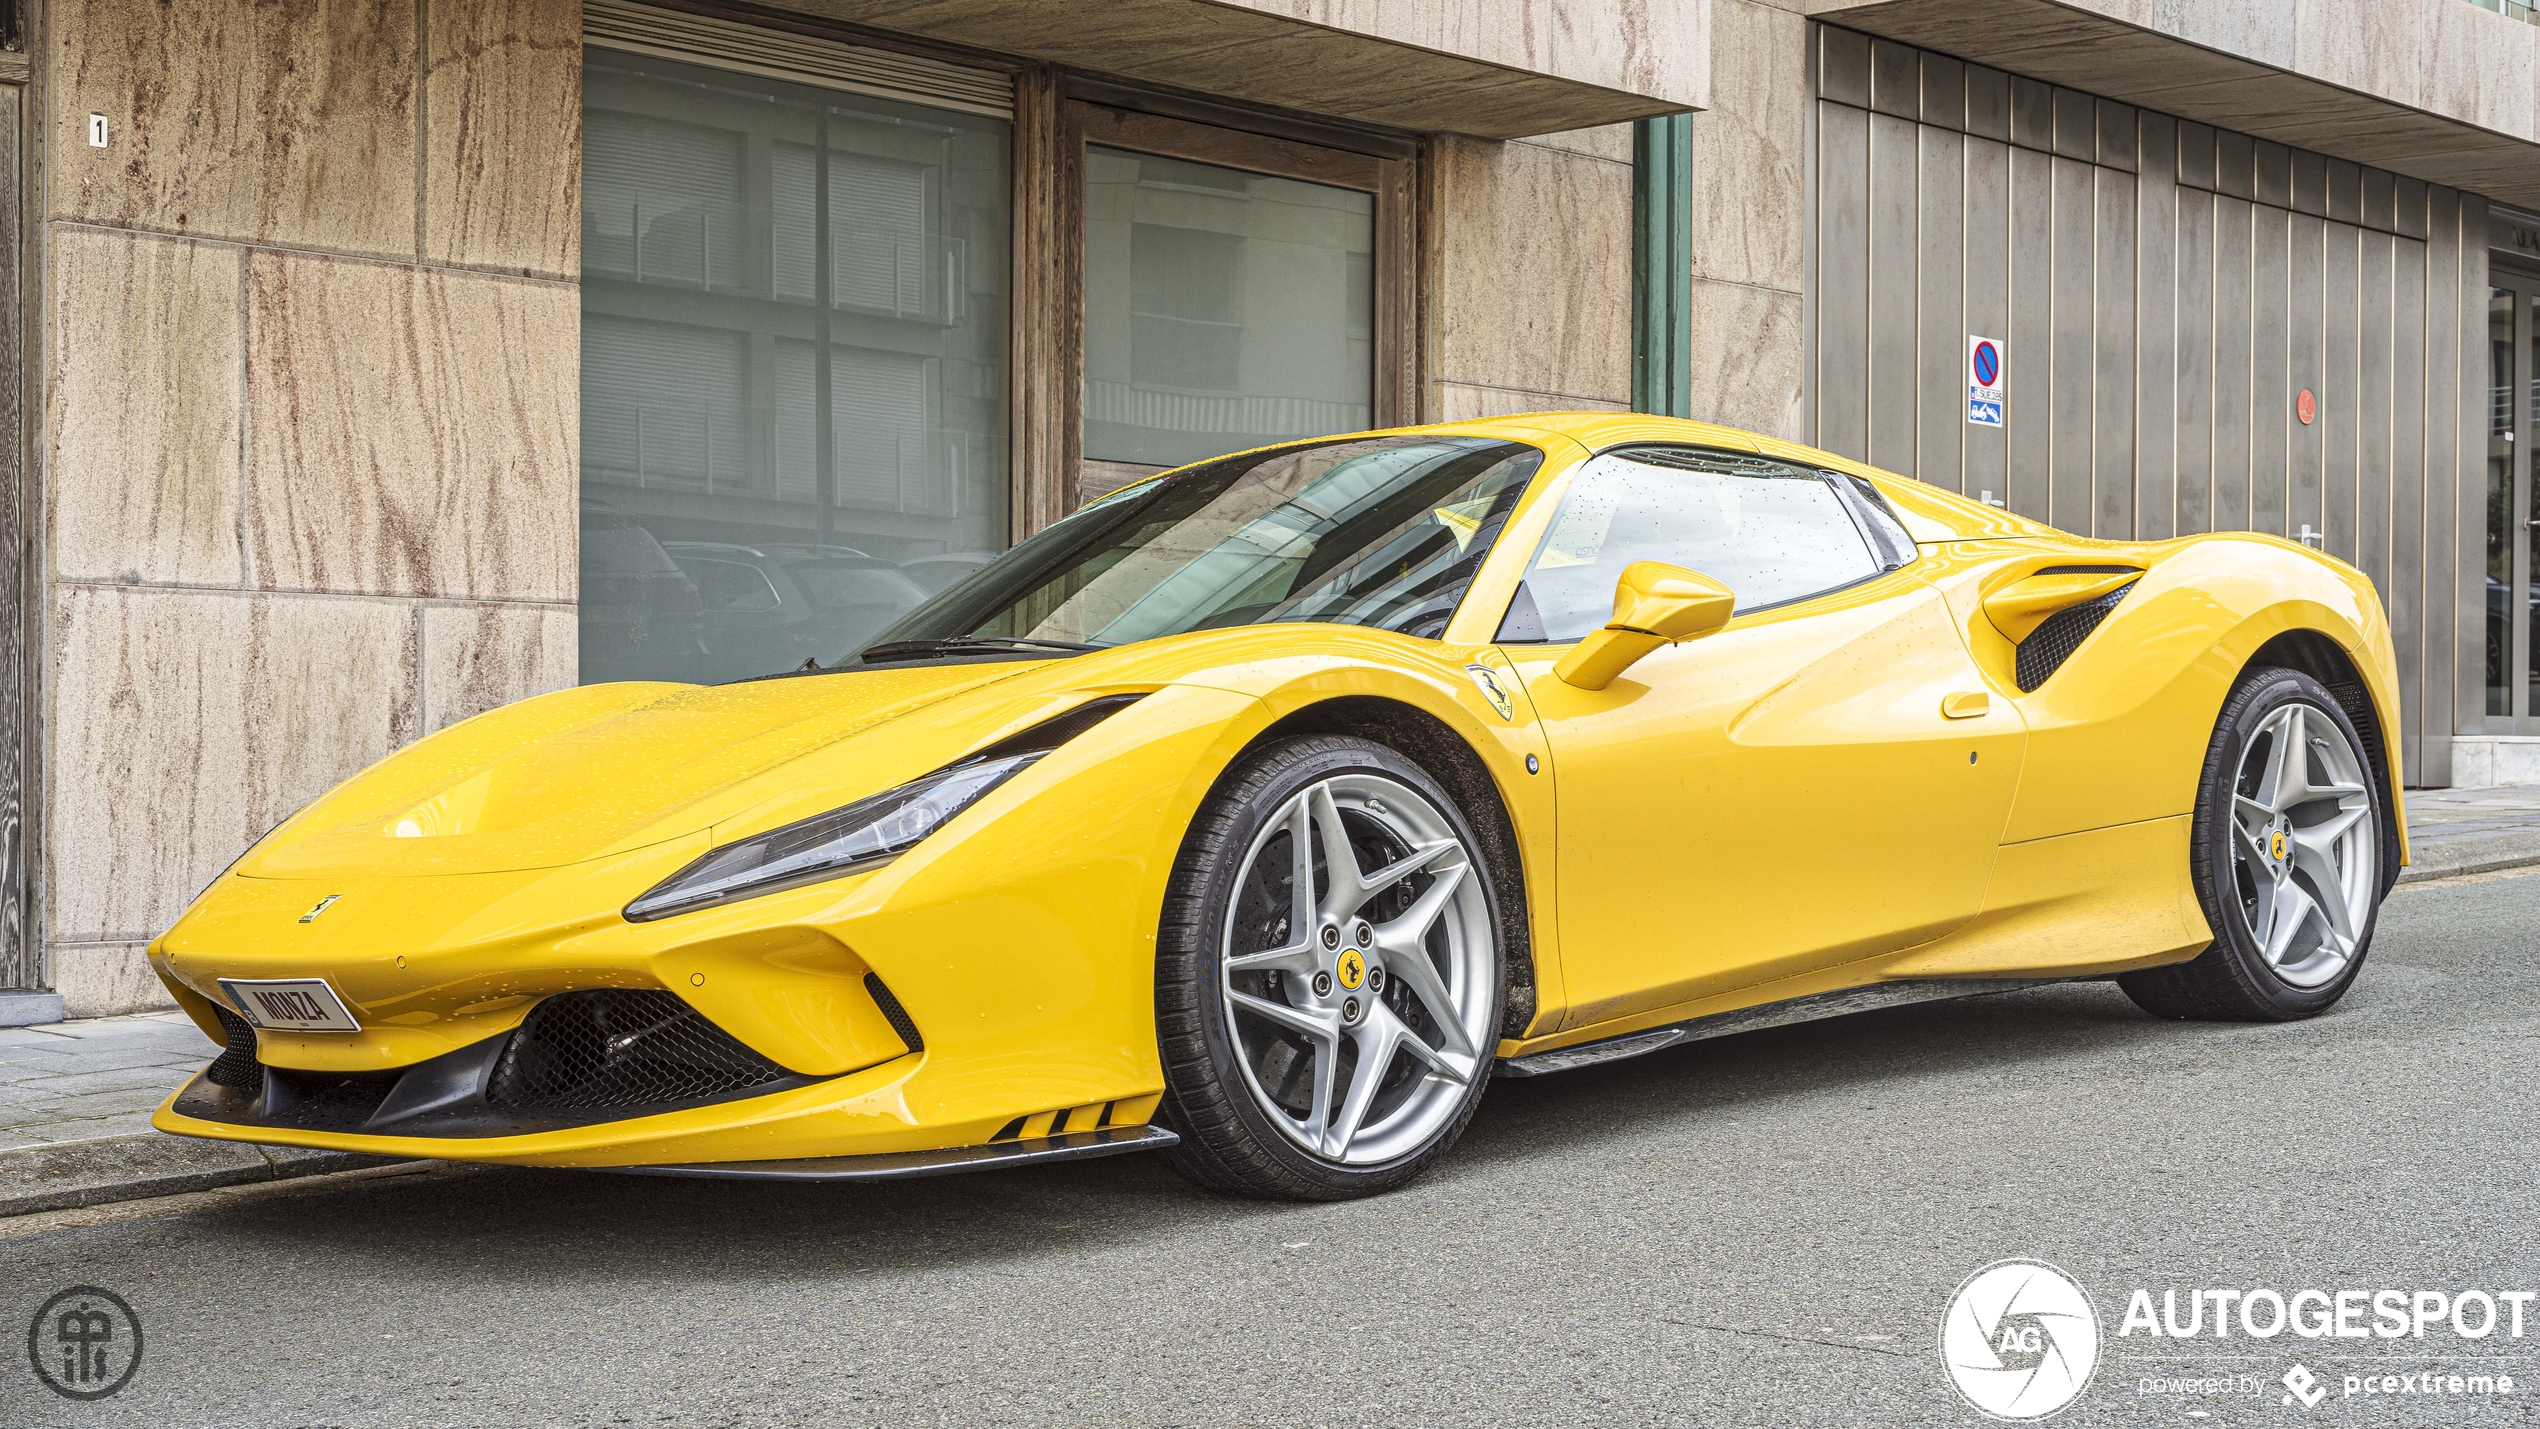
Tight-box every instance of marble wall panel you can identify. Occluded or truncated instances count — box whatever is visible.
[426,0,583,276]
[1690,0,1807,293]
[1428,137,1635,406]
[244,255,577,602]
[1686,279,1805,440]
[48,587,419,943]
[421,603,578,734]
[47,230,244,586]
[48,0,418,255]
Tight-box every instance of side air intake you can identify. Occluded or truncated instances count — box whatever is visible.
[2014,585,2134,692]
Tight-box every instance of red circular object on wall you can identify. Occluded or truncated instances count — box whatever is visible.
[2297,389,2317,425]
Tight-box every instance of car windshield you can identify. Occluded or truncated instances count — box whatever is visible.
[855,435,1544,659]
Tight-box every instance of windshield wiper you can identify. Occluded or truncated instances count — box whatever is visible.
[857,636,1102,663]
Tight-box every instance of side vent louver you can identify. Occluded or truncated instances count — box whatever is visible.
[2014,585,2134,692]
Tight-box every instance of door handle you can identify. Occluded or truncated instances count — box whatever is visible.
[1942,691,1991,720]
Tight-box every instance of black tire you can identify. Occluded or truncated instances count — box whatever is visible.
[1155,735,1503,1200]
[2120,666,2385,1022]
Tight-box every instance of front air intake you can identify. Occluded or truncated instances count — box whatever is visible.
[2015,585,2134,692]
[485,990,796,1114]
[207,1004,265,1095]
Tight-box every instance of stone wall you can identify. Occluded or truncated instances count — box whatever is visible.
[41,0,583,1014]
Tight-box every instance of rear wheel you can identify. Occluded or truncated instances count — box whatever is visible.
[1156,736,1501,1200]
[2120,667,2383,1021]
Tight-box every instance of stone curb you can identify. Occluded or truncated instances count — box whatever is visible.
[0,1132,407,1218]
[2396,834,2540,885]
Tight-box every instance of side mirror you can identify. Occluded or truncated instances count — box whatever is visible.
[1553,561,1735,690]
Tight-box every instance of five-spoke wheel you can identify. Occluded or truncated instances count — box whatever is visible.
[2122,666,2387,1021]
[1157,736,1502,1198]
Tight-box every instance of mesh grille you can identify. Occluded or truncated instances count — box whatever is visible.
[864,973,923,1053]
[207,1005,265,1094]
[2015,585,2133,692]
[279,1073,396,1130]
[485,990,793,1113]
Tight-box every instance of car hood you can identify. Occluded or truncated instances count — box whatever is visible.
[241,662,1051,879]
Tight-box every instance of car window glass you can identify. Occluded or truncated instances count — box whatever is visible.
[1501,448,1881,643]
[682,558,781,614]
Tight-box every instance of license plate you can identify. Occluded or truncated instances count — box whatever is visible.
[220,978,362,1033]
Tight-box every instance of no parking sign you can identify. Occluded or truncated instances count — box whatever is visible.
[1967,336,2005,427]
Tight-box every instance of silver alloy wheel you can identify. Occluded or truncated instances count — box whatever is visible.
[1217,772,1495,1166]
[2229,702,2377,988]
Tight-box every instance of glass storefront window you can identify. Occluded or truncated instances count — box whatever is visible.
[580,50,1011,684]
[1080,147,1373,470]
[2490,287,2514,717]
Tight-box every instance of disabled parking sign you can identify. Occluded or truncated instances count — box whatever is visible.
[1967,336,2005,428]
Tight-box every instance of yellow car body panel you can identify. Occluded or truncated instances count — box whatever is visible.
[149,412,2407,1169]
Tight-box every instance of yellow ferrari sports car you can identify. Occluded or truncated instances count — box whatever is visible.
[149,413,2404,1200]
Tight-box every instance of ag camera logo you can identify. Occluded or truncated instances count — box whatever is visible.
[1942,1259,2101,1419]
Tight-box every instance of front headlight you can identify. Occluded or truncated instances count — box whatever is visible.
[623,696,1139,923]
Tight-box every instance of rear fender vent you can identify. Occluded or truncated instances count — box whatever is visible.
[486,990,797,1114]
[2015,584,2134,692]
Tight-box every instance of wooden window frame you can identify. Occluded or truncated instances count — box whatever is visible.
[1013,95,1418,533]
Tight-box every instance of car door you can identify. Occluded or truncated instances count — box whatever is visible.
[1492,447,2028,1031]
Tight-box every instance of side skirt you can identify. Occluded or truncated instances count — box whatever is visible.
[1495,978,2065,1078]
[611,1124,1181,1183]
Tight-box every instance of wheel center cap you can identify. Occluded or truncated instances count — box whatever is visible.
[2268,826,2290,867]
[1335,948,1367,991]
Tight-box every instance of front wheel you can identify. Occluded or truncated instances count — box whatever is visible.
[1155,736,1503,1200]
[2121,667,2385,1021]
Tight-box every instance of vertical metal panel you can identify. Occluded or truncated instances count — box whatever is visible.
[2456,197,2489,742]
[1870,39,1919,118]
[1966,65,2011,143]
[2254,141,2293,210]
[1868,111,1921,472]
[2094,101,2136,173]
[2009,145,2055,516]
[2393,237,2428,781]
[2422,188,2461,778]
[2094,167,2138,537]
[2252,203,2292,536]
[2331,161,2365,226]
[2137,112,2179,540]
[2176,188,2217,535]
[2051,155,2096,528]
[2359,229,2396,611]
[2292,150,2328,216]
[2218,131,2255,200]
[1817,101,1873,462]
[2213,195,2256,532]
[2363,168,2395,233]
[2320,222,2359,564]
[1920,53,1966,132]
[2395,176,2429,241]
[1820,26,1870,107]
[2291,213,2328,548]
[2178,121,2216,192]
[1965,136,2011,505]
[2010,76,2053,152]
[1917,126,1967,489]
[2053,88,2096,161]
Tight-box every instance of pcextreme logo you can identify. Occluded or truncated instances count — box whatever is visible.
[1941,1259,2102,1420]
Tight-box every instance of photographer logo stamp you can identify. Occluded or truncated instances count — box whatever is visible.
[1941,1259,2101,1420]
[26,1286,143,1402]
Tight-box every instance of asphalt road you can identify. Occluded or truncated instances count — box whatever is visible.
[5,870,2537,1428]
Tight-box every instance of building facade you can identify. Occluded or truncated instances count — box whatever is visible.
[1,0,2537,1016]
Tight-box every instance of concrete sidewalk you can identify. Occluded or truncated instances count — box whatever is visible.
[0,1011,383,1216]
[5,783,2537,1218]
